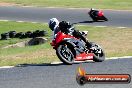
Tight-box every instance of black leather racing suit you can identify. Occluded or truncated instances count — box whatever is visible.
[59,21,91,48]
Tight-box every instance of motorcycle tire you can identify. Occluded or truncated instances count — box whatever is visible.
[15,32,23,38]
[103,16,108,21]
[89,15,98,22]
[25,31,32,38]
[1,33,9,40]
[104,18,108,21]
[19,33,26,39]
[90,42,105,62]
[32,30,40,38]
[8,31,16,38]
[56,42,76,65]
[39,30,46,37]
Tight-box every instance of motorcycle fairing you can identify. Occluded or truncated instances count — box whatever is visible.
[51,31,94,61]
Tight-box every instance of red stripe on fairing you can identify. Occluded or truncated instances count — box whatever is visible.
[75,53,93,61]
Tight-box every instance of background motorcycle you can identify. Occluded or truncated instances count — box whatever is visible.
[88,8,108,22]
[50,27,105,64]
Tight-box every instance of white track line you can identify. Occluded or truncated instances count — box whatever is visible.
[95,26,107,28]
[117,27,127,29]
[51,61,63,64]
[16,21,25,23]
[31,22,39,24]
[0,19,40,24]
[51,56,132,64]
[107,56,132,59]
[0,20,9,21]
[0,66,14,69]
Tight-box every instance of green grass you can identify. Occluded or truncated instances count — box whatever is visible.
[1,0,132,10]
[0,21,58,66]
[0,21,50,47]
[0,21,132,66]
[0,43,58,66]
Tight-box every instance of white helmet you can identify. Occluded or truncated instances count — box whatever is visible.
[48,18,59,31]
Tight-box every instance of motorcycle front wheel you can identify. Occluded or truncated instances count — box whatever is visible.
[56,43,75,65]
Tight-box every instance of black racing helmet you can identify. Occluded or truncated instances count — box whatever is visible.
[59,21,71,33]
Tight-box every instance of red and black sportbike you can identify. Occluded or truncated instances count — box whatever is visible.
[88,8,108,22]
[50,27,105,64]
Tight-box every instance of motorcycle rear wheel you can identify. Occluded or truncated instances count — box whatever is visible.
[89,42,105,62]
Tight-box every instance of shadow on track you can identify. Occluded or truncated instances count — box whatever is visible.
[15,61,95,67]
[72,20,106,25]
[72,20,94,25]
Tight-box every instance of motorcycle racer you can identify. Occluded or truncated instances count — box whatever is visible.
[48,18,60,39]
[48,18,92,48]
[49,18,105,64]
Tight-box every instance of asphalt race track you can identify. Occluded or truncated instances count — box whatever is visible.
[0,6,132,27]
[0,58,132,88]
[0,6,132,88]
